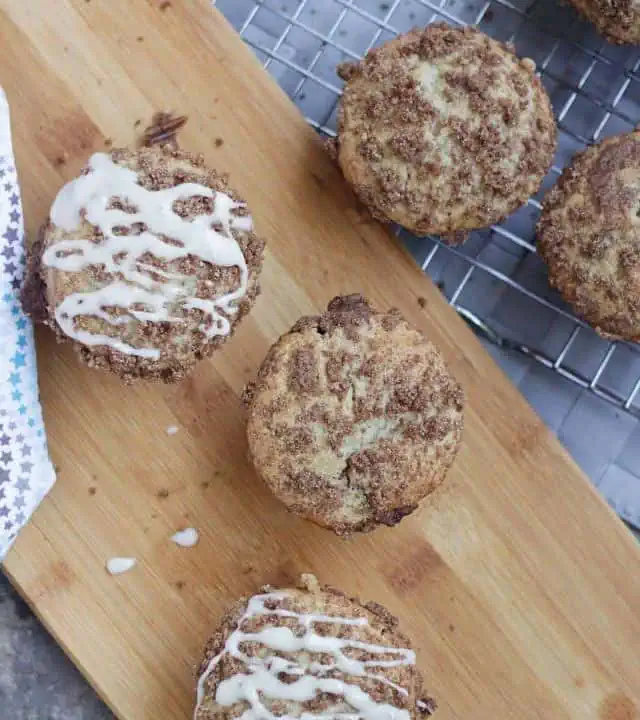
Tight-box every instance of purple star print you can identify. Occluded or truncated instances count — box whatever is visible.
[2,227,18,244]
[0,109,57,557]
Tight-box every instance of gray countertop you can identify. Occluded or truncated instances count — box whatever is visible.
[0,573,112,719]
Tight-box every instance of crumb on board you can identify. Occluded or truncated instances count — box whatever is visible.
[88,486,97,496]
[175,580,185,590]
[134,119,141,128]
[215,138,224,147]
[136,36,144,42]
[104,137,113,148]
[157,488,170,499]
[159,1,171,10]
[201,480,210,490]
[142,111,188,147]
[417,296,427,309]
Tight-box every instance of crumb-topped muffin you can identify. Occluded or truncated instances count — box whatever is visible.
[22,146,264,382]
[244,295,464,535]
[333,23,557,239]
[538,130,640,341]
[195,573,437,719]
[565,0,640,45]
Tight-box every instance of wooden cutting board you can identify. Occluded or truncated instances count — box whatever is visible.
[0,1,639,718]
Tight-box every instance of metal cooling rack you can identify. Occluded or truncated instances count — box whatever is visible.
[216,0,640,530]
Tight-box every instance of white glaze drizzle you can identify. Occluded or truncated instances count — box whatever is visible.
[171,527,199,547]
[43,152,252,360]
[106,557,137,575]
[194,590,416,720]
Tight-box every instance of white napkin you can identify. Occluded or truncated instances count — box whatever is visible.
[0,88,56,560]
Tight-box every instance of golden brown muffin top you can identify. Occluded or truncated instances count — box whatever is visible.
[538,130,640,341]
[335,23,556,237]
[565,0,640,44]
[244,295,464,535]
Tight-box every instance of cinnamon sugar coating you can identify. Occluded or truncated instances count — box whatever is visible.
[538,130,640,341]
[564,0,640,44]
[334,23,556,238]
[244,295,464,535]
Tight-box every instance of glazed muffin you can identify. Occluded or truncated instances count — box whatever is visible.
[332,23,557,239]
[244,295,464,535]
[22,146,264,382]
[565,0,640,45]
[538,130,640,341]
[195,573,437,719]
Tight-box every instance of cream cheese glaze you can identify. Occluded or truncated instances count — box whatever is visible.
[195,589,417,720]
[43,152,252,360]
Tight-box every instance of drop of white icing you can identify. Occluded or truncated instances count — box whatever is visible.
[166,425,179,436]
[171,528,199,547]
[106,557,137,575]
[194,590,415,720]
[44,152,252,359]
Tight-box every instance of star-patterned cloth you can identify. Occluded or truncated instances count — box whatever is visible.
[0,88,55,560]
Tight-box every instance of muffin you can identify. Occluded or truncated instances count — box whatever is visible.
[244,295,464,535]
[332,23,557,239]
[22,146,264,382]
[565,0,640,44]
[538,130,640,341]
[195,573,437,719]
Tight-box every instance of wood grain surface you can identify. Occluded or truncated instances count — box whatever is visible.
[0,1,639,718]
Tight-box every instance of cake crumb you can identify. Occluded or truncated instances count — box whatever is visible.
[215,138,224,148]
[88,486,97,496]
[157,488,170,499]
[175,580,185,590]
[159,1,171,10]
[166,425,179,436]
[142,111,188,147]
[417,296,427,309]
[417,697,437,716]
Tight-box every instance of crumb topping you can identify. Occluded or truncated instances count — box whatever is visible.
[245,295,464,535]
[538,130,640,341]
[336,23,556,236]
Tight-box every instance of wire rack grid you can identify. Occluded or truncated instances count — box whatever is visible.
[216,0,640,529]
